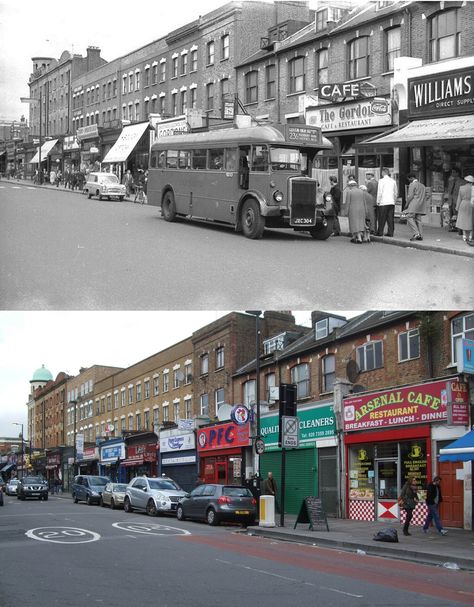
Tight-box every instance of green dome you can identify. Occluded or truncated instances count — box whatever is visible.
[31,364,53,382]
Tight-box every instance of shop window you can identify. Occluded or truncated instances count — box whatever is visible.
[398,328,420,362]
[245,71,258,104]
[400,440,427,498]
[385,26,400,71]
[322,354,335,393]
[265,64,276,100]
[348,36,369,80]
[348,444,375,501]
[200,353,209,375]
[291,363,310,398]
[315,49,328,88]
[288,57,305,94]
[356,340,383,372]
[429,10,460,62]
[451,313,474,363]
[243,379,256,406]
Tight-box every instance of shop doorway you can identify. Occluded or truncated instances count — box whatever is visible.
[438,460,464,528]
[375,459,398,520]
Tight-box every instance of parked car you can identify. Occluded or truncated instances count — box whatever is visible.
[72,475,110,505]
[17,476,49,501]
[124,476,187,516]
[84,172,125,201]
[100,482,128,509]
[5,478,20,495]
[176,484,257,526]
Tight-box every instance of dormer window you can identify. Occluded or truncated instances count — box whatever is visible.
[263,333,286,355]
[315,319,329,340]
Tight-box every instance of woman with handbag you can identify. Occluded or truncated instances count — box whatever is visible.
[399,478,419,536]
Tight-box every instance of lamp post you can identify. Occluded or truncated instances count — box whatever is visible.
[12,422,24,479]
[246,311,263,478]
[20,90,42,184]
[69,400,77,477]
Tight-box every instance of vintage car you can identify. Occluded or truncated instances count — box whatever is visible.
[84,172,126,201]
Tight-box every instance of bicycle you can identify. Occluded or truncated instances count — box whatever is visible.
[134,184,145,204]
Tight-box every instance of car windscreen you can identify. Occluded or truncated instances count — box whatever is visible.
[222,486,253,498]
[88,477,109,486]
[148,479,181,491]
[113,484,128,491]
[100,175,119,183]
[9,479,20,484]
[23,477,45,484]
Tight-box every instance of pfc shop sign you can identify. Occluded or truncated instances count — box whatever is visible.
[343,378,468,432]
[197,421,251,453]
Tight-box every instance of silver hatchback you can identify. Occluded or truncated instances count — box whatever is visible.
[100,482,128,509]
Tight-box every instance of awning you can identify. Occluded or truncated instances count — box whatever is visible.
[121,457,144,467]
[439,430,474,462]
[0,463,15,473]
[102,122,149,163]
[0,150,6,157]
[29,139,59,164]
[358,115,474,147]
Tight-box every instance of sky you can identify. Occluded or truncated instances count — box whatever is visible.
[0,310,361,438]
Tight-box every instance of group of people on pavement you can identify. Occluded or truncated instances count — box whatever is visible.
[399,476,448,537]
[122,168,148,202]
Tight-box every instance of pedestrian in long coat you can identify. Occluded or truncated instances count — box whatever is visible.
[346,179,367,243]
[359,185,375,233]
[405,173,427,241]
[455,175,474,243]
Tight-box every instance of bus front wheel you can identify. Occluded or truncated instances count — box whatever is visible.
[309,217,334,240]
[241,199,264,239]
[162,191,177,222]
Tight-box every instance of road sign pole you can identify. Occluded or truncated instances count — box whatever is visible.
[280,446,286,527]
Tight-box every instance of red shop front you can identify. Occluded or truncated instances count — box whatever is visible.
[197,421,251,485]
[121,443,158,481]
[343,378,469,526]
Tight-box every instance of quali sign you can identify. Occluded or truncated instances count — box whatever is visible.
[343,378,468,432]
[408,66,474,118]
[197,421,250,452]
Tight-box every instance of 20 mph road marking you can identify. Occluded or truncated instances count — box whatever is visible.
[26,526,100,544]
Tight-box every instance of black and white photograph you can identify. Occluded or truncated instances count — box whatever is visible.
[1,1,474,606]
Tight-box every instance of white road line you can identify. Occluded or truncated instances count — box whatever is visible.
[321,586,363,598]
[11,186,22,189]
[27,187,35,190]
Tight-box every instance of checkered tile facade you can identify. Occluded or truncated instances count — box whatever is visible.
[349,500,428,525]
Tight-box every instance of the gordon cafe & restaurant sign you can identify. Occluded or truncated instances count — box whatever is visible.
[343,378,469,432]
[306,97,392,132]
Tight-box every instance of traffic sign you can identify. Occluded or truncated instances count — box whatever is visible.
[255,437,265,455]
[281,415,299,448]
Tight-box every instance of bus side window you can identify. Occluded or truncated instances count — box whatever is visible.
[166,150,178,169]
[225,149,237,172]
[192,149,207,170]
[150,152,158,169]
[209,148,224,170]
[252,145,268,172]
[178,150,191,169]
[239,146,250,189]
[158,152,166,169]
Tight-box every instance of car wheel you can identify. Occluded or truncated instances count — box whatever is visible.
[100,497,105,507]
[206,508,219,526]
[124,497,133,513]
[119,196,124,202]
[43,494,48,501]
[309,217,334,240]
[241,198,265,239]
[146,499,157,517]
[176,505,185,521]
[86,495,93,506]
[110,498,115,510]
[162,191,176,222]
[73,493,79,504]
[87,191,92,199]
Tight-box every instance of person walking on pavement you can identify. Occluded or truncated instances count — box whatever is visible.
[359,184,375,238]
[447,167,464,227]
[405,173,427,241]
[262,471,279,513]
[329,175,341,236]
[423,476,448,535]
[365,172,378,234]
[455,175,474,244]
[123,169,134,199]
[399,478,419,536]
[376,167,398,237]
[346,179,367,244]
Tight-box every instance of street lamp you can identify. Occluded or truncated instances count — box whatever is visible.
[69,400,77,476]
[21,91,43,184]
[12,422,24,479]
[246,311,262,476]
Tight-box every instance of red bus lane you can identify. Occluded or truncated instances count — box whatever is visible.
[179,533,474,605]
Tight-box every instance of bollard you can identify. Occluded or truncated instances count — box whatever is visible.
[259,495,276,527]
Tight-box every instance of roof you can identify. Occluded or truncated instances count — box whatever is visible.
[31,364,53,382]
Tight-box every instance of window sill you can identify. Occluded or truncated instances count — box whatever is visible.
[344,76,371,84]
[286,90,306,98]
[264,97,276,102]
[398,355,421,363]
[319,390,334,397]
[243,101,258,107]
[220,58,229,63]
[380,70,394,77]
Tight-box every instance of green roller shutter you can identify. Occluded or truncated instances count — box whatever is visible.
[260,446,317,515]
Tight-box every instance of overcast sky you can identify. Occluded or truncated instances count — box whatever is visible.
[0,310,362,438]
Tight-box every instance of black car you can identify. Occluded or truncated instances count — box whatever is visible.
[17,476,49,500]
[176,484,257,526]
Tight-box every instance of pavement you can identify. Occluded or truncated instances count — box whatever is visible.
[245,513,474,571]
[2,176,473,259]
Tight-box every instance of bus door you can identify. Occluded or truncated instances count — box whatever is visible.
[238,146,250,190]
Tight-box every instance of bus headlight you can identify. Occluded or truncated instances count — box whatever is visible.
[273,190,283,203]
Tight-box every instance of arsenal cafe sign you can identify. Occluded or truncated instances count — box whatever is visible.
[343,379,469,432]
[197,421,251,453]
[306,98,391,133]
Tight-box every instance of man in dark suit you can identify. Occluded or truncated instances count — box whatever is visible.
[365,172,378,234]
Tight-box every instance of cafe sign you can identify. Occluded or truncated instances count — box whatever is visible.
[408,66,474,119]
[343,378,468,432]
[306,98,391,133]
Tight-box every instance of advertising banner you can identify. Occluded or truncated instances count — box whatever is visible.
[197,421,250,453]
[343,379,468,432]
[160,433,195,453]
[306,98,391,132]
[100,443,125,463]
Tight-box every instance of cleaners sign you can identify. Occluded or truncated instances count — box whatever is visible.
[343,378,468,432]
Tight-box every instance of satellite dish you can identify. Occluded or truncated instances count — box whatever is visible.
[176,370,185,382]
[217,403,232,421]
[351,384,366,394]
[346,359,360,383]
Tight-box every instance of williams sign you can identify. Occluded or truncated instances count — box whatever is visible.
[408,67,474,118]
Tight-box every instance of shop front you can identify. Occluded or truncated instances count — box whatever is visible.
[159,429,197,493]
[29,138,61,179]
[31,453,46,477]
[45,451,61,488]
[77,446,99,476]
[76,125,102,173]
[121,434,158,481]
[99,439,126,483]
[197,420,251,486]
[260,402,337,516]
[62,135,81,173]
[343,377,470,527]
[306,93,394,193]
[101,121,151,178]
